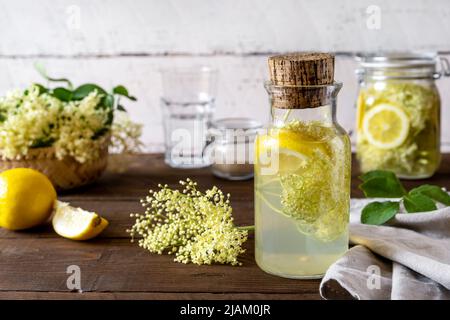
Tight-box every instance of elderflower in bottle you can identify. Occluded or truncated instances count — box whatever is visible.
[254,53,351,279]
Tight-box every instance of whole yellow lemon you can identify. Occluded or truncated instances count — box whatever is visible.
[0,168,57,230]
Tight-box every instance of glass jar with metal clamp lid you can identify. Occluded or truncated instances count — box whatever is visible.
[355,53,450,179]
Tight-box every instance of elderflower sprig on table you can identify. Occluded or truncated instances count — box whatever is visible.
[128,179,253,266]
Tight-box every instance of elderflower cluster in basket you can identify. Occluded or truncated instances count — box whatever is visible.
[0,84,142,163]
[128,179,250,266]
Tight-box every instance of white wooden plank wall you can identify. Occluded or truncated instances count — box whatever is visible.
[1,0,449,151]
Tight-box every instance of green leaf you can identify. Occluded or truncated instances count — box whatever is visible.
[113,85,137,101]
[403,193,437,213]
[359,170,399,182]
[359,173,406,198]
[361,201,400,225]
[92,127,110,139]
[34,62,73,89]
[30,137,55,148]
[101,94,115,109]
[117,104,127,112]
[32,83,48,95]
[106,109,114,126]
[72,84,107,100]
[51,87,73,102]
[98,99,114,126]
[409,185,450,206]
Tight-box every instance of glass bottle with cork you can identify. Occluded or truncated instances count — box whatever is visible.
[254,53,351,279]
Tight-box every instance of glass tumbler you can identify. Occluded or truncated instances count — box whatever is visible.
[160,66,218,168]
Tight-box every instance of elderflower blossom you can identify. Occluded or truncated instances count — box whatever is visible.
[0,84,141,163]
[0,86,62,159]
[53,90,108,163]
[110,110,143,154]
[107,111,144,173]
[128,179,249,266]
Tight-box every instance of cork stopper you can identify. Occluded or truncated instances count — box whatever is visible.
[268,52,335,108]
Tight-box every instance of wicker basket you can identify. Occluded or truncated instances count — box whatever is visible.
[0,136,110,190]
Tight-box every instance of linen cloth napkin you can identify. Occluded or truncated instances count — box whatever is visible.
[320,198,450,300]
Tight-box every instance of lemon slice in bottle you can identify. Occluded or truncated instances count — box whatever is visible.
[255,180,285,216]
[277,148,309,174]
[52,201,109,240]
[362,103,410,149]
[256,147,309,215]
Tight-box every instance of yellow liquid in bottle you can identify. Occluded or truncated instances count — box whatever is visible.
[254,121,351,278]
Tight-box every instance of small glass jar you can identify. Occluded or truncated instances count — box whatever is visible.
[205,118,262,180]
[355,53,449,179]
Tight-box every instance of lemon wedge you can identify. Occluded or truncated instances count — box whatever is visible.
[362,103,410,149]
[52,201,108,240]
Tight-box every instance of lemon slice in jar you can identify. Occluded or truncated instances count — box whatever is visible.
[277,148,309,174]
[255,147,309,215]
[255,182,284,216]
[255,134,309,174]
[255,133,310,217]
[362,103,410,149]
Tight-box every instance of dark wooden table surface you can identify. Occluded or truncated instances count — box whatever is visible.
[0,154,449,300]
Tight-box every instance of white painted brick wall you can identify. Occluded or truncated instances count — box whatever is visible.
[0,0,449,151]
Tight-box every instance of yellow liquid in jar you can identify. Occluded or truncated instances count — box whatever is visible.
[254,121,351,278]
[356,82,440,179]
